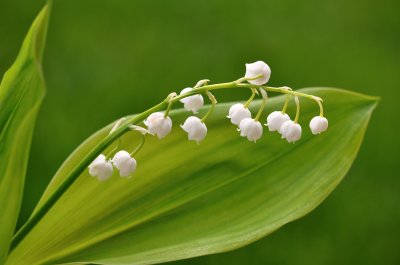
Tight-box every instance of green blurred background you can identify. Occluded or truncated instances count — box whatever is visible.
[1,0,399,264]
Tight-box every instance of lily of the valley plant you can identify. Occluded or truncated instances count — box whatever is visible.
[1,3,378,265]
[89,61,329,180]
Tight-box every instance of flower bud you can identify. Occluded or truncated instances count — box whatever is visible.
[88,154,113,181]
[309,116,328,135]
[280,120,302,143]
[266,111,290,133]
[181,116,207,143]
[144,112,172,139]
[238,118,263,142]
[227,103,251,126]
[112,150,137,177]
[245,61,271,85]
[179,87,204,113]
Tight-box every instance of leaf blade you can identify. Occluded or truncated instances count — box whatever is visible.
[7,88,377,265]
[0,5,50,264]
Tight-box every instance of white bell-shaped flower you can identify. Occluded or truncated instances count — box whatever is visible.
[179,87,204,113]
[281,120,302,143]
[144,112,172,139]
[227,103,251,125]
[266,111,290,133]
[238,118,263,142]
[181,116,207,143]
[88,154,113,181]
[244,61,271,85]
[112,150,137,177]
[309,116,328,135]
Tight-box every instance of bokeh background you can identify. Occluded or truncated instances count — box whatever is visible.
[1,0,399,264]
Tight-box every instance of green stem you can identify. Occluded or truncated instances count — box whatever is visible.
[255,98,267,121]
[201,91,217,122]
[201,103,215,122]
[164,101,174,117]
[164,92,178,117]
[244,88,257,108]
[106,138,121,160]
[294,96,300,123]
[130,134,146,156]
[316,98,324,117]
[172,83,318,103]
[281,94,291,114]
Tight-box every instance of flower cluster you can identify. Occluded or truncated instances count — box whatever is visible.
[89,60,328,180]
[89,150,137,181]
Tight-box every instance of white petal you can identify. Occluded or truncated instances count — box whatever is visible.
[228,104,251,125]
[239,118,253,136]
[88,154,113,181]
[96,160,113,181]
[112,150,137,177]
[112,150,130,168]
[244,61,271,85]
[310,116,328,135]
[228,103,244,118]
[179,87,193,102]
[239,118,263,142]
[266,111,290,133]
[145,112,172,139]
[179,88,204,113]
[280,120,293,139]
[181,116,207,143]
[281,120,302,143]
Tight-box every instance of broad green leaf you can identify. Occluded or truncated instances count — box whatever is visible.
[0,5,50,264]
[7,88,377,265]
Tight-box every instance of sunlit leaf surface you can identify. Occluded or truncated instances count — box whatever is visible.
[0,5,49,264]
[7,88,377,265]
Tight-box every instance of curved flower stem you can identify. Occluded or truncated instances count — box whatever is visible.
[164,93,177,118]
[106,138,121,160]
[255,89,268,121]
[294,96,300,123]
[164,102,173,117]
[11,79,322,250]
[194,79,210,88]
[281,94,291,114]
[315,97,324,117]
[244,88,258,108]
[201,91,217,123]
[130,134,146,156]
[255,100,266,121]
